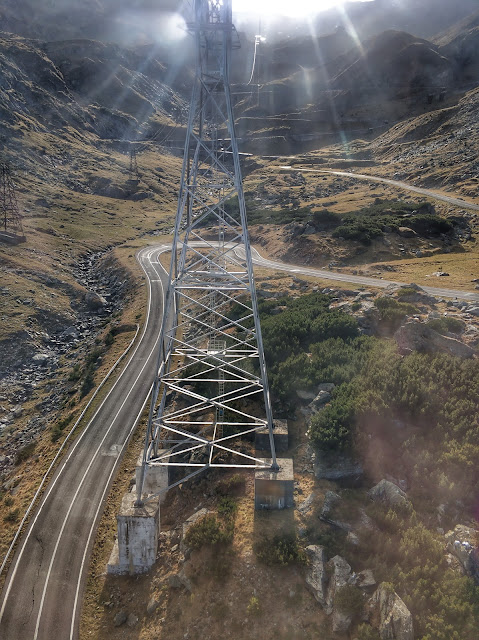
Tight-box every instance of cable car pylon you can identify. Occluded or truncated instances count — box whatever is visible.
[136,0,279,506]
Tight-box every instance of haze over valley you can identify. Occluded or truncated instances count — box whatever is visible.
[0,2,478,639]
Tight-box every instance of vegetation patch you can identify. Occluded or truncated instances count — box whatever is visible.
[254,533,306,566]
[331,199,452,244]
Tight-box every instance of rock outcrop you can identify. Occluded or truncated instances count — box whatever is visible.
[394,321,475,358]
[445,524,479,584]
[305,545,328,607]
[368,479,412,511]
[370,583,414,640]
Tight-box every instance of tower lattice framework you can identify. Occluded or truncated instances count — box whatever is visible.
[137,0,278,504]
[1,162,24,237]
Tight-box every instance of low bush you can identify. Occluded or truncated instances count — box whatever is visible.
[374,297,417,329]
[334,584,364,618]
[427,316,465,335]
[4,508,20,523]
[14,441,37,465]
[51,413,74,442]
[254,534,306,566]
[184,514,234,549]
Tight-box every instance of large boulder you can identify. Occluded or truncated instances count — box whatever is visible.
[305,545,328,608]
[394,322,474,358]
[370,583,414,640]
[325,555,356,615]
[84,291,107,310]
[368,480,411,511]
[314,450,363,484]
[445,524,479,584]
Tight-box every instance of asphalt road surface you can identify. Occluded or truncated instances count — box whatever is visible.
[280,166,479,212]
[0,246,169,640]
[239,246,479,302]
[0,240,477,640]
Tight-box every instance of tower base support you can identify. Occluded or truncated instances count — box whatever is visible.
[254,458,294,510]
[107,492,160,575]
[135,452,169,503]
[255,419,289,453]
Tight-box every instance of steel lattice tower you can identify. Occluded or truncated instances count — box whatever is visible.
[1,162,24,238]
[136,0,278,505]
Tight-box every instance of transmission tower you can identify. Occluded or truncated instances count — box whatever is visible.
[129,148,140,180]
[136,0,278,505]
[1,162,25,239]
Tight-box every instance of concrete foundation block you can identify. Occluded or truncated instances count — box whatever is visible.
[135,451,169,503]
[255,458,294,510]
[107,492,160,575]
[255,419,289,453]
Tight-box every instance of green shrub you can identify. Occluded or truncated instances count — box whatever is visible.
[427,316,465,335]
[184,514,234,549]
[14,442,36,465]
[308,383,356,450]
[374,297,417,329]
[4,508,20,523]
[247,595,261,616]
[68,364,81,381]
[51,413,74,442]
[215,473,246,496]
[312,209,341,230]
[254,534,306,566]
[217,496,238,519]
[356,624,381,640]
[334,584,364,618]
[4,496,14,507]
[80,371,95,398]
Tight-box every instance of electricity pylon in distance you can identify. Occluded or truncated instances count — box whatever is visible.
[1,162,25,240]
[136,0,278,505]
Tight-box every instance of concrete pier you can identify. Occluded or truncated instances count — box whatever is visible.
[135,451,169,503]
[107,492,160,575]
[254,458,294,510]
[255,419,289,453]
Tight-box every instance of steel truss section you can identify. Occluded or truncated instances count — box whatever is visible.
[136,0,278,505]
[1,162,24,237]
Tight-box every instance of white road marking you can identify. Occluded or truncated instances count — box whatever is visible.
[33,249,166,639]
[69,249,167,639]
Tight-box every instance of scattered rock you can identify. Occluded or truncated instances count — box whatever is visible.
[146,598,159,615]
[168,571,192,592]
[314,450,363,484]
[357,569,377,592]
[370,583,414,640]
[305,545,328,608]
[445,524,479,583]
[126,613,138,628]
[397,227,416,238]
[84,291,107,310]
[368,480,411,511]
[466,306,479,317]
[320,491,341,519]
[326,555,356,615]
[296,389,316,401]
[394,322,474,359]
[298,492,315,514]
[309,389,332,412]
[346,531,360,546]
[113,610,127,627]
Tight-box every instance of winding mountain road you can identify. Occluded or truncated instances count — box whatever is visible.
[0,237,477,640]
[280,165,479,212]
[0,247,169,640]
[242,246,479,302]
